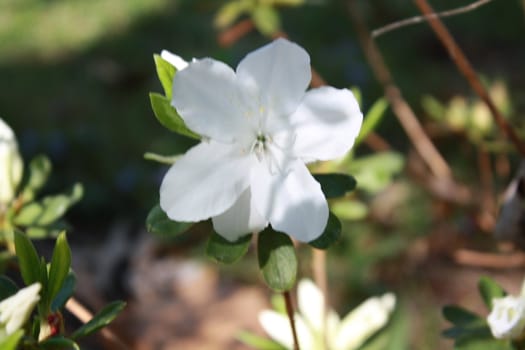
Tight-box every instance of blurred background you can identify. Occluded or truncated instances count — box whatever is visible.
[1,0,525,348]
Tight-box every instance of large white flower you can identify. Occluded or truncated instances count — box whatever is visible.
[258,278,396,350]
[160,38,362,242]
[0,283,41,339]
[0,118,23,206]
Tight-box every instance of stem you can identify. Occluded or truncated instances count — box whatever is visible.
[312,248,327,347]
[414,0,525,156]
[283,290,300,350]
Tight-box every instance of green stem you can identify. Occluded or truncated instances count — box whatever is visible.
[283,290,300,350]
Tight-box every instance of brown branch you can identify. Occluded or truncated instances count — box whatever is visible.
[414,0,525,156]
[453,249,525,268]
[347,0,452,180]
[372,0,494,38]
[66,297,129,350]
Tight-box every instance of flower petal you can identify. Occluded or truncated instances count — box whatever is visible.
[333,293,395,350]
[171,58,251,142]
[288,87,362,162]
[251,160,328,242]
[236,38,311,129]
[211,188,268,241]
[297,279,325,332]
[160,141,251,222]
[160,50,188,71]
[258,310,314,350]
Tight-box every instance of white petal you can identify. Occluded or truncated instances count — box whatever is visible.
[211,188,268,241]
[297,279,325,332]
[160,141,251,222]
[289,87,363,162]
[251,160,328,242]
[258,310,314,350]
[160,50,188,71]
[236,38,311,129]
[333,293,396,350]
[0,283,41,336]
[171,58,251,143]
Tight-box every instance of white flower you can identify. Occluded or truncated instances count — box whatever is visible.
[160,38,362,242]
[0,283,41,338]
[487,295,525,340]
[0,118,23,206]
[160,50,189,71]
[258,279,396,350]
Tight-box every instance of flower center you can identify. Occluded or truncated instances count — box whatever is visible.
[252,133,268,162]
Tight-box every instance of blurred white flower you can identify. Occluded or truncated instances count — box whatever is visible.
[0,283,41,339]
[160,50,189,71]
[487,295,525,340]
[259,279,395,350]
[159,38,362,242]
[0,118,23,206]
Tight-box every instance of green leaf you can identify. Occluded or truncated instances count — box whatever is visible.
[25,221,69,239]
[348,152,404,194]
[257,228,297,292]
[39,337,80,350]
[153,54,176,99]
[350,86,362,107]
[206,232,252,264]
[251,4,280,36]
[0,329,24,350]
[14,230,41,286]
[442,305,483,326]
[149,92,200,140]
[308,212,342,249]
[21,155,52,201]
[14,183,83,227]
[47,232,71,306]
[146,204,194,238]
[51,271,76,312]
[313,173,357,199]
[0,276,18,300]
[479,276,505,309]
[421,95,447,121]
[237,331,285,350]
[356,98,388,145]
[71,301,126,339]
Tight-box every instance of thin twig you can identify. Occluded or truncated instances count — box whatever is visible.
[347,0,452,180]
[312,249,327,346]
[66,297,129,350]
[453,249,525,268]
[372,0,494,38]
[283,290,300,350]
[414,0,525,156]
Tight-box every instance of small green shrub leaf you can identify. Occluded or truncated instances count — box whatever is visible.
[146,204,193,238]
[149,92,200,140]
[308,212,342,249]
[206,232,252,264]
[71,301,126,339]
[313,174,357,199]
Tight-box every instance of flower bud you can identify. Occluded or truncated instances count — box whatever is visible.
[0,283,41,338]
[0,118,23,205]
[487,295,525,340]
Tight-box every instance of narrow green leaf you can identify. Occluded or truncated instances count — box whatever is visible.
[442,305,483,326]
[51,272,76,312]
[214,0,251,29]
[149,92,200,140]
[251,4,280,36]
[0,329,24,350]
[71,301,126,339]
[421,95,447,121]
[308,212,342,249]
[479,276,505,309]
[257,228,297,292]
[237,331,285,350]
[14,230,41,285]
[0,276,18,300]
[153,54,176,99]
[21,155,52,201]
[146,204,193,238]
[356,98,388,145]
[47,232,71,304]
[39,337,80,350]
[206,232,252,264]
[313,173,357,198]
[331,200,368,221]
